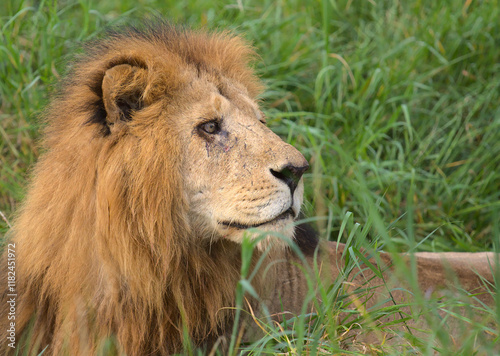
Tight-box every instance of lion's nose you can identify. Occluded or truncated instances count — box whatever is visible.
[270,163,309,194]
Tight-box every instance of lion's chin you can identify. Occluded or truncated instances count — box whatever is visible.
[219,208,294,230]
[220,214,296,251]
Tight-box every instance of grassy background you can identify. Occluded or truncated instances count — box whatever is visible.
[1,0,499,354]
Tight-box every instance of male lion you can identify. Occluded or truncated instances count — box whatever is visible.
[0,22,497,355]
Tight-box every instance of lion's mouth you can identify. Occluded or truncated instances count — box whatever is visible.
[219,207,294,230]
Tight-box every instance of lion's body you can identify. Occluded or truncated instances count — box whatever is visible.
[0,22,496,355]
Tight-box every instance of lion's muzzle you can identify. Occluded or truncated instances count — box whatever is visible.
[270,162,309,195]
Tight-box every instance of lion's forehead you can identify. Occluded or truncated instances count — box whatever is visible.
[186,74,261,121]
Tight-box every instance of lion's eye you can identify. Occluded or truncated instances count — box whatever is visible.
[200,121,220,135]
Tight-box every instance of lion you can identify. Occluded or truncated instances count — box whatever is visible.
[0,22,496,355]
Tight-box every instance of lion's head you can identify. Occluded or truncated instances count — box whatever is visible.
[86,23,308,250]
[1,22,312,355]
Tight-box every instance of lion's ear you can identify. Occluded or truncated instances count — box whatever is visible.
[102,64,148,126]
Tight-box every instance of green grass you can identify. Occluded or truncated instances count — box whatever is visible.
[1,0,499,354]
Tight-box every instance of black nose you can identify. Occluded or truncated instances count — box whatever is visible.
[270,163,309,194]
